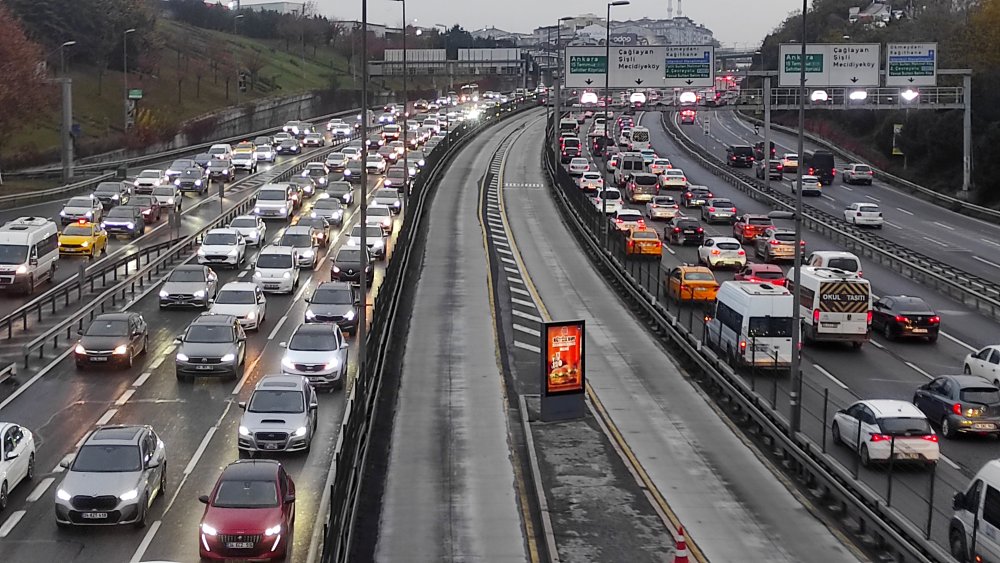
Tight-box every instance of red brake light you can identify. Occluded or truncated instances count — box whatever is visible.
[673,227,681,233]
[953,403,963,415]
[870,434,891,442]
[867,311,873,325]
[708,207,716,212]
[708,192,714,197]
[696,227,704,233]
[737,249,746,255]
[769,239,779,245]
[77,218,87,224]
[929,316,941,324]
[922,434,938,442]
[685,192,692,197]
[813,309,820,324]
[895,315,909,324]
[740,340,747,350]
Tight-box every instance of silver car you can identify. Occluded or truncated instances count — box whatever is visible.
[55,425,166,528]
[280,323,349,389]
[159,264,218,309]
[372,188,402,215]
[228,215,267,246]
[60,195,104,225]
[238,375,318,455]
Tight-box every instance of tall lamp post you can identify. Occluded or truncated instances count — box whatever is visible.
[601,1,630,245]
[433,23,451,90]
[234,14,244,104]
[358,0,369,378]
[392,0,409,205]
[789,0,808,436]
[552,16,573,158]
[123,28,136,132]
[59,40,77,182]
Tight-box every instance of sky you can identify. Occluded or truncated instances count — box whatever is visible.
[313,0,804,46]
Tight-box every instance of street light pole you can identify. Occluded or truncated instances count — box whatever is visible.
[553,17,572,159]
[358,0,369,379]
[234,14,244,105]
[60,40,77,182]
[602,1,630,246]
[393,0,409,206]
[123,28,136,132]
[789,0,807,436]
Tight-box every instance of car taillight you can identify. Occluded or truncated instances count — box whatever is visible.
[708,192,714,197]
[929,316,940,324]
[868,170,874,175]
[740,340,747,351]
[681,177,687,182]
[953,403,963,415]
[857,212,863,217]
[869,434,892,442]
[711,249,721,255]
[808,167,815,175]
[737,249,745,255]
[708,207,716,212]
[867,311,873,325]
[685,192,692,197]
[895,315,909,324]
[813,309,820,324]
[696,227,704,233]
[831,168,837,176]
[769,239,779,245]
[615,219,623,224]
[922,434,938,442]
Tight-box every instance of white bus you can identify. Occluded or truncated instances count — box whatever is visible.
[706,281,794,369]
[629,126,651,151]
[0,217,59,294]
[460,83,480,103]
[788,266,872,348]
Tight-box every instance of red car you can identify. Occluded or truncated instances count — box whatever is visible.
[198,460,296,561]
[734,263,787,286]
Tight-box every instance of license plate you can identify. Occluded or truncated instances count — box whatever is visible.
[911,328,928,334]
[974,423,996,430]
[90,357,108,362]
[264,443,280,450]
[196,365,212,370]
[717,213,731,217]
[264,284,279,290]
[226,542,255,549]
[694,287,708,292]
[895,452,917,460]
[81,512,108,519]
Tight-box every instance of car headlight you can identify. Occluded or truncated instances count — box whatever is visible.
[281,357,295,369]
[265,524,282,536]
[305,309,316,319]
[255,207,262,214]
[227,248,238,256]
[119,489,139,501]
[343,169,351,176]
[159,290,169,298]
[193,290,206,298]
[195,180,202,186]
[293,427,308,437]
[347,239,358,246]
[221,353,236,363]
[282,271,291,279]
[279,206,288,214]
[372,239,384,248]
[239,425,251,436]
[85,211,93,218]
[174,179,181,185]
[343,310,355,321]
[81,241,90,247]
[112,194,120,200]
[382,218,390,226]
[166,198,174,205]
[302,250,314,258]
[15,264,27,274]
[384,179,392,186]
[332,265,341,273]
[60,210,68,216]
[176,353,189,361]
[201,523,218,536]
[324,358,340,370]
[112,344,129,355]
[253,271,262,279]
[246,311,256,320]
[197,249,207,256]
[75,344,86,354]
[57,488,72,501]
[333,210,343,218]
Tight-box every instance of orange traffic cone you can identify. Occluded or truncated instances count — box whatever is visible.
[673,526,689,563]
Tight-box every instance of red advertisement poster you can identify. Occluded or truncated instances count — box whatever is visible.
[544,321,585,395]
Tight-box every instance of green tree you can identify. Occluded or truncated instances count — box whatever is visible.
[0,3,55,158]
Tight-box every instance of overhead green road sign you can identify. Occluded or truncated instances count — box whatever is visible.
[569,55,606,74]
[782,53,824,73]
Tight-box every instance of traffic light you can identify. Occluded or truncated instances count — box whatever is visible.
[238,72,247,93]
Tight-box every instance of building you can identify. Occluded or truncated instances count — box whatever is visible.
[531,15,714,47]
[241,1,304,15]
[470,26,521,43]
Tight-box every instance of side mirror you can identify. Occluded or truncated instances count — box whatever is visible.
[341,341,350,350]
[29,257,38,266]
[77,329,84,336]
[279,341,287,348]
[199,494,210,505]
[6,452,18,461]
[309,402,318,410]
[207,299,215,305]
[146,459,161,469]
[835,409,846,415]
[354,299,361,306]
[238,401,247,410]
[284,493,296,504]
[953,492,966,511]
[59,459,71,469]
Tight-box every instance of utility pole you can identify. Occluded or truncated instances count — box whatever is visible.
[393,0,409,206]
[123,28,135,132]
[235,14,244,105]
[358,0,369,378]
[789,0,807,436]
[59,40,77,182]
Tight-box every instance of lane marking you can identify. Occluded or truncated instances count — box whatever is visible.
[983,239,1000,248]
[511,309,544,323]
[96,408,118,426]
[511,297,537,308]
[513,341,541,353]
[973,255,1000,270]
[922,236,948,247]
[933,221,956,231]
[943,331,977,352]
[132,372,152,387]
[504,267,519,275]
[184,427,217,475]
[510,286,532,296]
[897,207,914,215]
[841,186,853,192]
[294,278,311,302]
[821,194,835,201]
[0,510,25,538]
[0,348,73,410]
[129,520,163,563]
[508,277,525,285]
[905,361,934,380]
[941,456,961,470]
[513,324,541,337]
[149,353,167,371]
[500,257,517,265]
[864,195,880,202]
[814,364,849,390]
[115,389,136,406]
[870,340,885,350]
[268,314,289,341]
[884,221,902,229]
[26,477,54,503]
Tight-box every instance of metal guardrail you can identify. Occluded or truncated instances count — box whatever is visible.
[0,172,118,210]
[541,131,953,563]
[0,363,15,386]
[735,110,1000,223]
[663,112,1000,323]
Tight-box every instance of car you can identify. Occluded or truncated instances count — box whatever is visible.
[912,375,1000,439]
[132,169,166,194]
[276,226,320,269]
[726,145,755,167]
[54,425,166,528]
[679,108,697,124]
[252,245,300,293]
[568,157,590,176]
[645,195,681,221]
[343,159,364,183]
[364,205,394,235]
[844,202,884,228]
[578,172,604,193]
[593,188,624,215]
[101,206,145,238]
[682,185,713,208]
[871,295,940,342]
[638,149,657,166]
[365,154,388,174]
[74,312,148,370]
[281,323,349,389]
[309,198,345,227]
[754,227,803,263]
[165,159,197,181]
[323,181,354,206]
[302,132,325,147]
[378,112,396,124]
[205,159,235,182]
[732,214,774,244]
[408,149,426,169]
[302,162,330,189]
[388,140,405,157]
[130,195,162,224]
[305,281,359,333]
[384,166,409,192]
[327,119,352,136]
[254,141,276,163]
[59,195,104,225]
[606,154,620,172]
[198,228,247,269]
[209,282,267,331]
[755,159,784,180]
[59,220,108,258]
[325,152,348,171]
[842,163,874,185]
[0,422,35,511]
[625,227,662,258]
[151,185,182,212]
[366,134,384,150]
[228,215,267,246]
[272,131,292,146]
[276,138,301,155]
[649,158,672,176]
[288,176,317,199]
[734,263,787,285]
[197,459,295,561]
[659,169,688,190]
[698,237,747,269]
[174,167,208,195]
[254,184,294,220]
[664,217,704,246]
[193,153,214,169]
[92,182,131,209]
[208,144,233,160]
[239,374,319,456]
[781,153,799,173]
[159,265,218,309]
[966,346,1000,386]
[294,216,333,247]
[831,400,939,468]
[231,148,258,173]
[613,208,645,232]
[625,172,659,203]
[342,146,362,160]
[331,247,374,285]
[701,198,737,223]
[373,188,402,214]
[792,175,822,196]
[664,265,719,302]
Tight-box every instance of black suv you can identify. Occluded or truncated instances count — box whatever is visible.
[725,145,755,168]
[665,217,704,246]
[174,313,247,381]
[93,181,131,209]
[305,281,360,334]
[331,247,374,286]
[176,167,208,195]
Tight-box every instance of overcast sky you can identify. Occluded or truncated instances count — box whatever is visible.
[314,0,803,46]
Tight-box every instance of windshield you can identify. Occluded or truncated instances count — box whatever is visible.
[314,200,341,210]
[748,316,793,338]
[351,226,383,238]
[0,245,28,265]
[208,147,228,155]
[338,249,362,262]
[72,445,141,473]
[711,200,733,207]
[249,389,304,413]
[180,169,202,178]
[828,258,860,272]
[600,190,621,200]
[138,171,160,178]
[170,160,194,170]
[653,160,670,167]
[204,233,238,246]
[132,197,154,207]
[215,290,255,304]
[168,269,206,282]
[63,225,93,236]
[748,218,772,225]
[290,330,338,351]
[185,324,235,343]
[684,272,715,281]
[716,242,741,250]
[257,254,293,269]
[388,169,406,178]
[258,190,287,201]
[784,154,798,160]
[328,153,345,160]
[962,388,1000,405]
[858,205,880,213]
[652,197,675,205]
[368,208,390,217]
[632,131,649,142]
[230,218,258,228]
[152,187,175,196]
[754,270,785,280]
[213,480,278,508]
[854,165,871,172]
[312,288,353,304]
[67,197,94,207]
[279,234,312,247]
[773,232,796,242]
[86,319,128,336]
[878,417,933,436]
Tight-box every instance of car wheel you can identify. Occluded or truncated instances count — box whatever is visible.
[963,364,971,374]
[134,496,148,529]
[831,422,842,446]
[0,481,7,511]
[951,527,969,563]
[942,417,955,439]
[141,336,148,355]
[883,323,894,341]
[860,444,872,467]
[158,463,167,497]
[25,452,34,480]
[126,347,134,368]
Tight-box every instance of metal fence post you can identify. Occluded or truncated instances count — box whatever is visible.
[926,464,936,539]
[855,419,864,479]
[771,350,779,409]
[822,388,829,453]
[751,335,757,392]
[887,436,896,507]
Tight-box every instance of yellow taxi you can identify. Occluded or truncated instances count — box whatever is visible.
[59,219,108,258]
[234,141,255,151]
[664,265,719,303]
[625,227,662,258]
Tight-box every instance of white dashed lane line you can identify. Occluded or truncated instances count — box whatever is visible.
[814,365,849,390]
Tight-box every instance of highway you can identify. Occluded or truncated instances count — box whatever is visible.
[676,107,1000,280]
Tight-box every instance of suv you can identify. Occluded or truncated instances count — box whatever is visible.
[93,182,131,209]
[276,225,320,269]
[331,247,374,285]
[725,145,755,167]
[231,148,258,173]
[755,159,783,180]
[842,163,874,185]
[665,217,704,246]
[197,228,247,269]
[238,375,318,455]
[252,245,300,293]
[174,167,207,195]
[205,158,235,182]
[560,137,582,163]
[54,425,166,528]
[101,206,145,238]
[254,184,294,220]
[174,313,247,380]
[732,214,774,243]
[280,323,349,389]
[132,170,165,194]
[305,281,359,334]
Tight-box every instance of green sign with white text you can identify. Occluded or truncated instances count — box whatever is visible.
[569,55,607,74]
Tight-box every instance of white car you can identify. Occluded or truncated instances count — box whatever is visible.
[0,422,36,508]
[645,195,681,220]
[365,204,394,234]
[792,175,822,196]
[844,202,884,228]
[228,215,267,246]
[593,188,624,215]
[327,119,352,136]
[365,154,387,174]
[252,245,299,293]
[231,150,258,173]
[568,158,590,176]
[659,169,688,189]
[325,152,349,171]
[254,143,276,163]
[649,158,672,176]
[151,185,181,212]
[965,346,1000,386]
[842,163,874,185]
[254,184,294,220]
[277,225,320,269]
[697,237,747,269]
[133,169,166,193]
[832,400,939,468]
[613,208,644,232]
[197,228,247,269]
[342,146,362,161]
[208,143,233,160]
[578,172,604,192]
[210,282,267,330]
[280,323,349,389]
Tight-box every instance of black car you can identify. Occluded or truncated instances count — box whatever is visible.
[205,159,235,182]
[683,186,713,208]
[276,139,301,155]
[175,167,208,195]
[325,181,354,206]
[74,312,148,369]
[193,153,213,169]
[366,134,383,149]
[725,145,755,168]
[755,160,783,180]
[289,176,317,198]
[384,167,408,192]
[174,314,246,381]
[802,149,837,184]
[665,217,704,246]
[343,160,364,183]
[309,198,345,227]
[102,206,145,238]
[871,295,940,342]
[305,281,360,334]
[913,375,1000,438]
[93,181,131,209]
[331,247,374,286]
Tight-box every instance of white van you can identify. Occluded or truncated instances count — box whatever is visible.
[559,118,579,137]
[252,245,300,294]
[254,184,294,221]
[788,266,871,348]
[629,126,651,151]
[706,281,793,369]
[0,217,59,294]
[807,250,862,277]
[614,152,646,187]
[951,460,1000,563]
